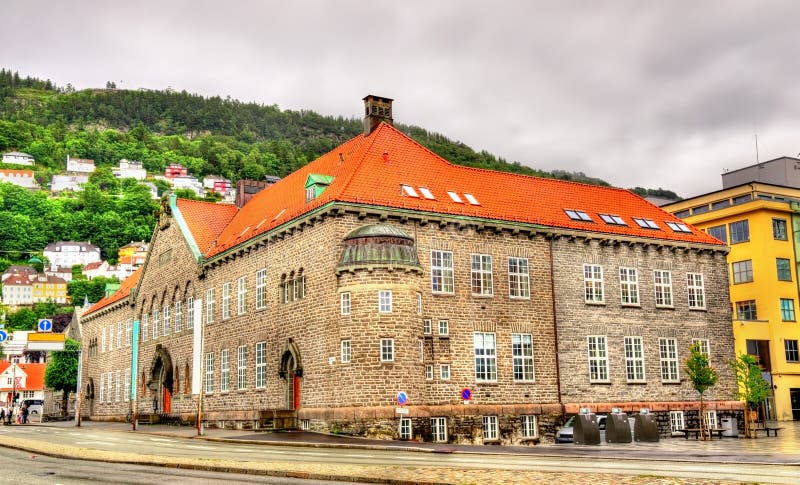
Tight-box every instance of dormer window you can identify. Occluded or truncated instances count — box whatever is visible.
[463,193,480,205]
[419,187,435,200]
[633,217,659,229]
[599,214,626,226]
[565,209,592,222]
[666,221,692,233]
[305,174,334,203]
[447,191,463,203]
[401,185,419,197]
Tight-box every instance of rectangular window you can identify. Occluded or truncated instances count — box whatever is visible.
[125,319,132,346]
[255,341,267,388]
[659,338,680,382]
[686,273,706,309]
[222,282,231,320]
[470,253,493,296]
[419,340,424,361]
[340,292,351,315]
[474,332,497,381]
[174,301,183,332]
[431,250,455,294]
[483,416,499,440]
[730,220,750,244]
[431,417,447,442]
[399,417,412,440]
[237,276,247,315]
[732,260,754,283]
[777,258,792,281]
[705,410,718,429]
[624,336,646,382]
[438,320,449,336]
[782,298,796,321]
[440,364,451,380]
[670,411,685,433]
[736,300,758,320]
[587,336,609,382]
[101,327,106,352]
[423,319,432,335]
[99,373,104,402]
[220,349,230,392]
[512,333,535,381]
[416,292,422,314]
[773,218,788,240]
[341,340,352,363]
[786,340,799,362]
[152,309,159,339]
[380,338,394,362]
[124,368,130,402]
[508,257,530,299]
[378,290,392,313]
[108,325,115,350]
[107,371,112,402]
[522,415,538,438]
[117,322,122,349]
[237,345,247,390]
[162,305,170,336]
[425,365,433,380]
[255,269,267,310]
[583,264,604,303]
[619,267,639,305]
[204,352,214,394]
[205,288,215,323]
[115,370,120,402]
[691,338,710,357]
[186,296,194,329]
[141,313,149,342]
[654,270,673,307]
[707,225,727,243]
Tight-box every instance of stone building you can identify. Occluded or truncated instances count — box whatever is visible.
[79,96,738,443]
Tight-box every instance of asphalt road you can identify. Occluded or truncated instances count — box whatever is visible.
[1,425,798,484]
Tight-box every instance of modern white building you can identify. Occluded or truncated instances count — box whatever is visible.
[2,151,35,166]
[0,169,39,189]
[1,274,33,305]
[43,241,101,268]
[170,175,204,197]
[66,155,96,174]
[50,174,89,192]
[112,159,147,180]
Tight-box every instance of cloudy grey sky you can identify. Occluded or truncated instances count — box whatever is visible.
[3,0,800,197]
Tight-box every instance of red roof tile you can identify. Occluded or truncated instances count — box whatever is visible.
[83,267,142,317]
[206,123,720,256]
[175,199,238,254]
[0,362,46,391]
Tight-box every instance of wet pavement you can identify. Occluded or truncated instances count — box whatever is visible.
[3,419,799,484]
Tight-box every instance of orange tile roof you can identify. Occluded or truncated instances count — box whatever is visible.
[175,199,238,254]
[203,123,719,256]
[0,362,46,391]
[83,267,142,317]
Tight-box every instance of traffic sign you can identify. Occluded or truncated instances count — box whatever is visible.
[461,388,472,401]
[0,330,6,342]
[38,318,53,332]
[396,391,408,406]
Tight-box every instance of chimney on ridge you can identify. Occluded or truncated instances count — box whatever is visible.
[363,95,393,136]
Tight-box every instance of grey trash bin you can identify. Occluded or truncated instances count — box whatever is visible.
[634,411,659,442]
[606,412,632,443]
[721,417,738,437]
[574,413,601,445]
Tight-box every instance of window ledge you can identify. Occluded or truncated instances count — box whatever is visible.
[590,381,612,385]
[585,301,606,306]
[655,305,675,310]
[471,294,494,298]
[621,303,641,308]
[689,307,707,312]
[626,381,647,385]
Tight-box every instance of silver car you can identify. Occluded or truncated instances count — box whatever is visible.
[555,414,606,443]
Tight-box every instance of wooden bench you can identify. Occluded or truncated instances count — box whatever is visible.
[678,428,726,439]
[753,427,783,437]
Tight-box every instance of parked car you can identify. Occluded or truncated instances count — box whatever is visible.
[555,414,606,443]
[22,399,44,418]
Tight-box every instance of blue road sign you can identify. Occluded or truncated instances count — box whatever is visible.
[396,391,408,406]
[0,330,6,342]
[461,388,472,401]
[38,319,53,332]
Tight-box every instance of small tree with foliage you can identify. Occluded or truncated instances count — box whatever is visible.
[685,342,718,440]
[730,354,771,438]
[44,338,80,416]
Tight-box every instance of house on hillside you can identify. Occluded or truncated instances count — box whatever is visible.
[0,169,39,189]
[79,95,738,444]
[50,174,89,193]
[1,274,34,306]
[44,241,101,268]
[2,151,35,166]
[66,155,95,174]
[112,159,147,180]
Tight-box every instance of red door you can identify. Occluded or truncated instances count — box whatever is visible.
[163,387,172,413]
[293,375,301,409]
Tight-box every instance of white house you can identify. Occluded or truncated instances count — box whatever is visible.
[50,174,89,192]
[43,241,101,268]
[66,155,96,174]
[112,159,147,180]
[0,169,39,189]
[170,175,204,197]
[2,151,35,166]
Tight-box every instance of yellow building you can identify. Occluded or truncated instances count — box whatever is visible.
[31,274,68,304]
[117,240,148,260]
[664,182,800,421]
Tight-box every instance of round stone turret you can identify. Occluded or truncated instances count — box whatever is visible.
[336,224,421,274]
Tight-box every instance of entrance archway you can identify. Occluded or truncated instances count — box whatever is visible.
[147,345,173,414]
[279,339,303,410]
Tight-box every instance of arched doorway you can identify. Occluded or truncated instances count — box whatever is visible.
[147,345,173,414]
[279,340,303,410]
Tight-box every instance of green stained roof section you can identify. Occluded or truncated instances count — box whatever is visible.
[305,174,334,188]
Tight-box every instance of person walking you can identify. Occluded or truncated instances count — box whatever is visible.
[21,404,28,424]
[0,408,5,425]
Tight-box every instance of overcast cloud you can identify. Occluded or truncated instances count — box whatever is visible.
[3,0,800,197]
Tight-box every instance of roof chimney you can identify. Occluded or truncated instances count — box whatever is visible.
[363,95,393,136]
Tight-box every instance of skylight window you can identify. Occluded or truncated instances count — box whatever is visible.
[272,208,286,221]
[401,185,419,197]
[599,214,627,226]
[633,217,659,229]
[447,191,463,203]
[565,209,593,222]
[463,193,480,205]
[418,187,435,200]
[665,221,692,233]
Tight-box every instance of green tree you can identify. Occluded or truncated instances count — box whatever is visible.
[6,308,36,330]
[685,342,718,440]
[44,338,80,416]
[730,354,771,438]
